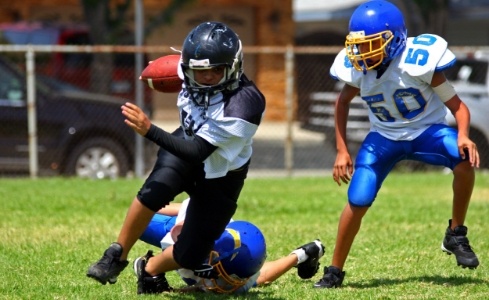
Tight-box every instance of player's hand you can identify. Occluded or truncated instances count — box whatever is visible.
[333,151,353,186]
[458,134,480,168]
[121,102,151,136]
[193,264,219,279]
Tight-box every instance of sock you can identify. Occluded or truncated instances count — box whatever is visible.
[291,248,308,265]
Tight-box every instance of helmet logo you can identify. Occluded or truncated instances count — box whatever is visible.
[194,45,202,59]
[348,31,366,39]
[225,228,241,261]
[189,58,211,68]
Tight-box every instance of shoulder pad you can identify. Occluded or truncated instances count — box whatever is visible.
[400,34,456,77]
[329,49,361,87]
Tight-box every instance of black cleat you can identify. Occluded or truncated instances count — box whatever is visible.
[296,239,325,279]
[133,250,172,294]
[313,266,345,289]
[441,219,479,269]
[87,242,129,285]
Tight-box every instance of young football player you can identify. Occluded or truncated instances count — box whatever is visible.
[136,198,325,294]
[87,21,266,293]
[314,0,480,289]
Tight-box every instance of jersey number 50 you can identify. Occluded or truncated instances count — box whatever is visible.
[364,35,436,122]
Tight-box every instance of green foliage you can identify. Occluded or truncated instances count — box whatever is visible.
[79,0,196,44]
[1,172,488,299]
[144,0,197,38]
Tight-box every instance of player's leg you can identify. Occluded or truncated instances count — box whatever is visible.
[139,214,177,248]
[451,160,474,229]
[133,191,238,294]
[143,162,249,277]
[87,143,196,285]
[315,133,403,288]
[443,160,478,268]
[412,124,478,268]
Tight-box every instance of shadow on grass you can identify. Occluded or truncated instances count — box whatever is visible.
[160,289,287,300]
[346,274,487,289]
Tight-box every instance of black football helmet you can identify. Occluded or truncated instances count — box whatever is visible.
[181,21,243,98]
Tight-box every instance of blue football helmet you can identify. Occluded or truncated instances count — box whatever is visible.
[345,0,407,72]
[180,220,267,293]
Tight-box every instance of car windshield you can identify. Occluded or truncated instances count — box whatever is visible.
[36,74,83,92]
[0,55,84,97]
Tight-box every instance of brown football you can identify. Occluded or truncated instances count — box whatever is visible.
[140,54,183,93]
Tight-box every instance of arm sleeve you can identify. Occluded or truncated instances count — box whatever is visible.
[144,124,217,164]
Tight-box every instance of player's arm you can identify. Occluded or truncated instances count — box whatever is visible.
[333,83,360,185]
[431,72,480,167]
[144,124,217,163]
[156,202,182,216]
[256,255,297,286]
[121,102,217,164]
[335,84,359,153]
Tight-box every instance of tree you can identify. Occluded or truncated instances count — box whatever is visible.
[402,0,449,36]
[79,0,195,94]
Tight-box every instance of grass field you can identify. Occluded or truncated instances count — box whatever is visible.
[1,171,488,299]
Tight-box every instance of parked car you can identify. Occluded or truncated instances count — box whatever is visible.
[301,56,489,168]
[0,55,155,178]
[0,22,153,115]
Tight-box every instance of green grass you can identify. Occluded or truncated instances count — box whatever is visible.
[1,172,488,299]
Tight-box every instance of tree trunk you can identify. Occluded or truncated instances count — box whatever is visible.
[80,0,113,94]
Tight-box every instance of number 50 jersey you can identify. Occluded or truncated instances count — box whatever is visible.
[330,34,457,141]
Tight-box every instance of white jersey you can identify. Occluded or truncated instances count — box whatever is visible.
[176,76,265,178]
[330,34,457,140]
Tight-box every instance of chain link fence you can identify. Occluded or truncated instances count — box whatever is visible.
[0,45,488,179]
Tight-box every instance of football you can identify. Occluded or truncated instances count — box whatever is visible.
[140,54,183,93]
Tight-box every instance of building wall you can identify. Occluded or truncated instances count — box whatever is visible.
[0,0,293,121]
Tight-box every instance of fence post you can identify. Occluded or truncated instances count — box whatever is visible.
[26,48,38,178]
[284,45,294,176]
[134,0,145,178]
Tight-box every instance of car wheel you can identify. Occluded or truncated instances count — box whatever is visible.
[64,137,130,179]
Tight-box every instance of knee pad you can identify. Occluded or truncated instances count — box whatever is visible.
[347,166,380,207]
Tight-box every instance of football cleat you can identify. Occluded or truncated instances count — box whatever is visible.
[441,219,479,269]
[296,239,325,279]
[133,250,172,294]
[313,266,345,289]
[87,242,128,285]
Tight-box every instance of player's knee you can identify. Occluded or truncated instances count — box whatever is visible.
[348,198,373,207]
[173,240,213,269]
[137,194,166,212]
[453,160,474,177]
[348,188,375,207]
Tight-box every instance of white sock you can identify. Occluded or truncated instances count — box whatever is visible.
[291,248,308,265]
